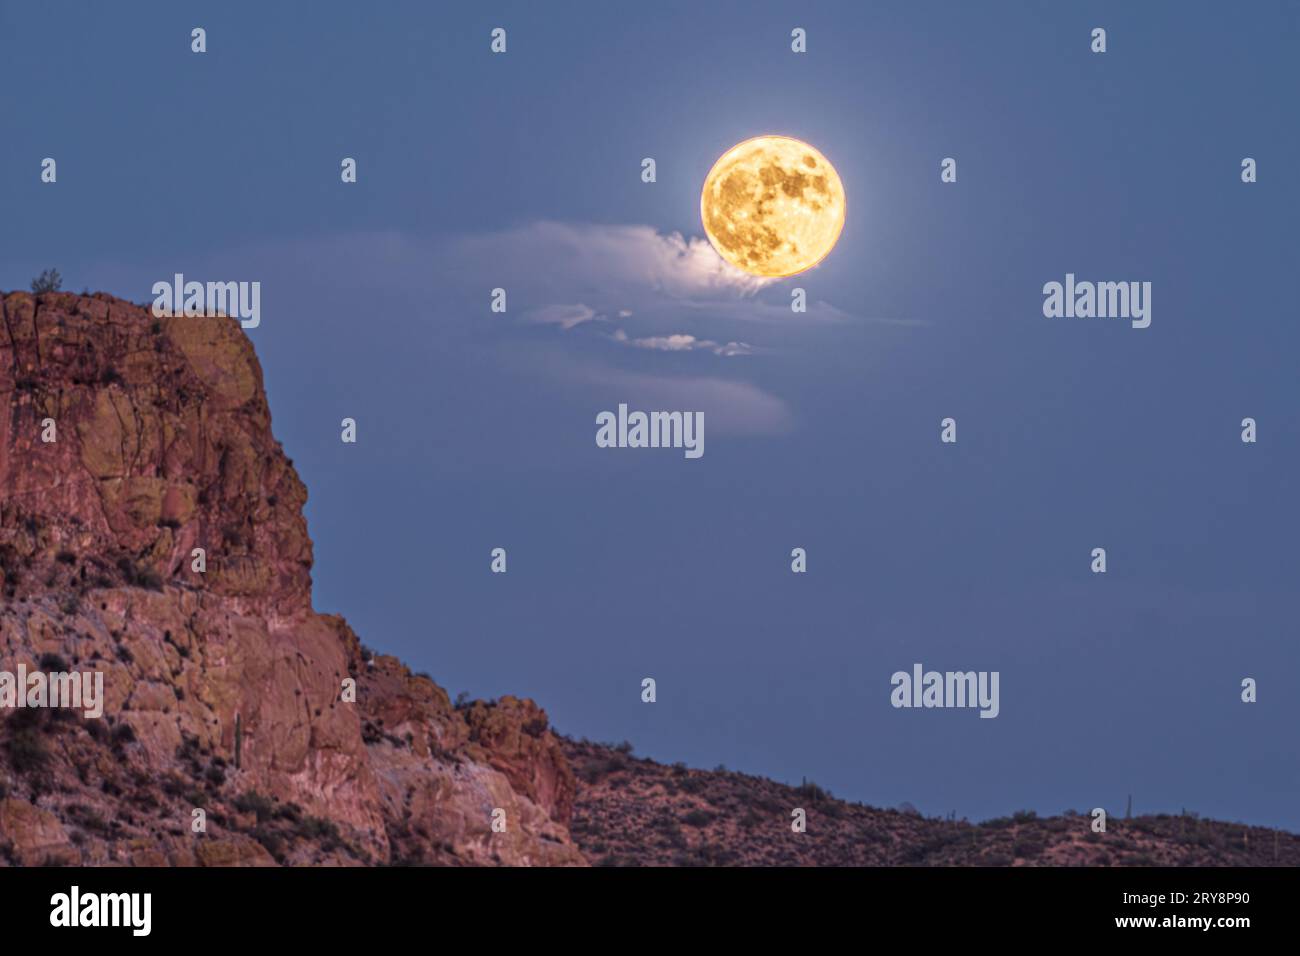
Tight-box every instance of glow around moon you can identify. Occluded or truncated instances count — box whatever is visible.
[700,136,846,278]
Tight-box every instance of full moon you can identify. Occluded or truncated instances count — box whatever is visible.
[700,135,846,278]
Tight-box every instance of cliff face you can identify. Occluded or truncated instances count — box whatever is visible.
[0,290,583,866]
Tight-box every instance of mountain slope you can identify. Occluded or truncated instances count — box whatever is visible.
[564,739,1300,867]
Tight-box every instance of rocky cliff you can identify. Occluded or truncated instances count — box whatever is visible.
[0,290,583,866]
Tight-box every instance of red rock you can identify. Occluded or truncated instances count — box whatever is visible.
[0,291,585,866]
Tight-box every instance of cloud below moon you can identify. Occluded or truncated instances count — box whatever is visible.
[92,220,889,439]
[456,220,777,300]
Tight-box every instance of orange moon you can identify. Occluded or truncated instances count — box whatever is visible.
[700,136,846,278]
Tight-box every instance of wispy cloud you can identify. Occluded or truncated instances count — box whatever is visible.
[456,221,774,300]
[611,329,756,357]
[522,303,604,330]
[572,362,794,435]
[462,222,872,330]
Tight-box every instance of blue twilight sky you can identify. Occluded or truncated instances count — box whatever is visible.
[2,0,1297,830]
